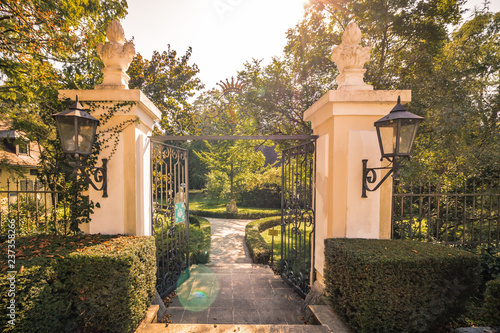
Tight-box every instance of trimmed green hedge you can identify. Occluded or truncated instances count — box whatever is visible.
[482,277,500,326]
[324,239,481,333]
[0,234,156,333]
[190,209,279,219]
[237,187,281,209]
[245,216,281,264]
[189,215,211,264]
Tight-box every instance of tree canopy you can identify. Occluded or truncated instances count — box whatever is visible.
[127,47,204,136]
[235,0,499,184]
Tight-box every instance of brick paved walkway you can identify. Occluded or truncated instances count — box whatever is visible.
[165,218,306,325]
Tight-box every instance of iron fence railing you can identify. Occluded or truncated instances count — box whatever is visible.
[392,179,500,245]
[0,179,69,237]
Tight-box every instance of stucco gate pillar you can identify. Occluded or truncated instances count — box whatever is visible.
[304,22,411,284]
[59,20,161,236]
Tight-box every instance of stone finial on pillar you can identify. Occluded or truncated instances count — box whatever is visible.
[331,21,373,90]
[96,20,135,90]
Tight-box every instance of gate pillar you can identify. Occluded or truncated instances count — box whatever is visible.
[303,22,411,283]
[57,20,161,236]
[58,89,161,236]
[304,90,411,283]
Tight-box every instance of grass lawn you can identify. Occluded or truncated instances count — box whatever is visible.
[260,223,313,265]
[189,191,280,218]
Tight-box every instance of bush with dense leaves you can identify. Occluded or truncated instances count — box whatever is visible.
[481,277,500,326]
[0,234,156,333]
[237,167,281,208]
[245,216,281,264]
[237,186,281,208]
[190,209,279,219]
[189,215,211,264]
[324,238,481,333]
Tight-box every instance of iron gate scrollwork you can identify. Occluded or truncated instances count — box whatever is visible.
[151,141,189,298]
[281,140,316,298]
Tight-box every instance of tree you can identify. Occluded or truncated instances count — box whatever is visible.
[194,140,266,202]
[405,10,500,183]
[127,48,204,135]
[238,0,498,184]
[0,0,128,233]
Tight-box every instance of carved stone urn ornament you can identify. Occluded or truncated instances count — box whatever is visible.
[331,21,373,90]
[96,20,135,89]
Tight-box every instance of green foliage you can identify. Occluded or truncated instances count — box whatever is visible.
[473,245,500,284]
[405,10,500,184]
[188,215,211,264]
[237,167,281,208]
[188,141,209,190]
[0,1,129,234]
[189,190,280,218]
[481,277,500,326]
[324,239,481,333]
[245,216,281,264]
[189,193,279,219]
[194,140,266,201]
[189,209,279,220]
[127,48,204,136]
[205,170,230,201]
[0,234,156,333]
[456,244,500,286]
[238,1,499,182]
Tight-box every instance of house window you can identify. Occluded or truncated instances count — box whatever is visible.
[17,142,29,155]
[30,169,37,176]
[20,180,33,191]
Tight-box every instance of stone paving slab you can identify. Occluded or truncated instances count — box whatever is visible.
[164,218,308,326]
[139,324,330,333]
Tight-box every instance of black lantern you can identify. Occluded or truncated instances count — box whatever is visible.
[53,95,108,197]
[362,96,423,198]
[375,96,424,162]
[53,95,99,156]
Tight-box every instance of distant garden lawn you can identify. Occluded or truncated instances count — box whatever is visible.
[189,190,280,219]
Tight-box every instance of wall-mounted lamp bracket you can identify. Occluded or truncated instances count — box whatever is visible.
[361,159,397,198]
[72,155,108,198]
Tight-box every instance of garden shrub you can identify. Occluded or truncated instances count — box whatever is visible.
[245,216,281,264]
[237,167,281,208]
[205,170,229,201]
[481,277,500,326]
[472,245,500,284]
[454,244,500,286]
[0,234,156,333]
[237,186,281,208]
[189,209,279,219]
[324,238,481,333]
[189,215,211,264]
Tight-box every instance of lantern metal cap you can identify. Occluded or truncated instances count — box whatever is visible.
[374,96,423,124]
[52,95,99,123]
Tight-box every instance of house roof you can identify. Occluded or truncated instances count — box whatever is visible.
[0,119,41,168]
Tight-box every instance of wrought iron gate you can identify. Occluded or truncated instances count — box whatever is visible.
[281,140,316,298]
[151,141,189,298]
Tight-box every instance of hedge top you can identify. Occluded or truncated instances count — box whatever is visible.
[0,234,151,274]
[325,238,478,264]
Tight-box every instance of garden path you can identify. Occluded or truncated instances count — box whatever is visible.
[165,217,307,325]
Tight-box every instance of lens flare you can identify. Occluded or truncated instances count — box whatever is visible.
[176,265,219,311]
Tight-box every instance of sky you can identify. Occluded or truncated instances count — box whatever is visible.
[121,0,500,91]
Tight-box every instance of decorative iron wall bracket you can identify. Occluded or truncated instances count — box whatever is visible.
[362,159,397,198]
[72,156,108,198]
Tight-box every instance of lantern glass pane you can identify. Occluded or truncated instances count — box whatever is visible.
[57,117,77,153]
[378,121,397,157]
[399,119,419,155]
[78,118,97,155]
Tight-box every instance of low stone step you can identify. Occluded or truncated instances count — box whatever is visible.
[137,323,331,333]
